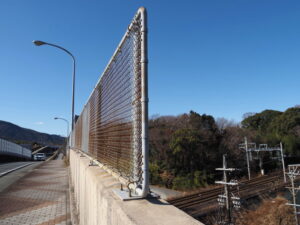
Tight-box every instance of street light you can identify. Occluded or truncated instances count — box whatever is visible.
[54,117,70,137]
[33,40,76,134]
[54,117,70,156]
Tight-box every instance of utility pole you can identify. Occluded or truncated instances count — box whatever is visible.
[216,154,239,225]
[280,142,287,183]
[239,138,286,182]
[286,164,300,225]
[239,137,251,180]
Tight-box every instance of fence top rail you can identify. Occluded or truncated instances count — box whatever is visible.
[80,7,147,115]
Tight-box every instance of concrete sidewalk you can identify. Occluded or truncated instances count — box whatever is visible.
[0,160,70,225]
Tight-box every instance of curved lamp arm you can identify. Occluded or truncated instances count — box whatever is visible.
[33,40,76,132]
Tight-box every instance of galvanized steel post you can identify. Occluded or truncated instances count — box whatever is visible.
[136,7,149,197]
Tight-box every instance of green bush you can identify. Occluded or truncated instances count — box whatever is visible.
[172,176,192,190]
[193,170,208,188]
[149,163,162,184]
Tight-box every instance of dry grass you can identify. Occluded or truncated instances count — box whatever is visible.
[236,197,295,225]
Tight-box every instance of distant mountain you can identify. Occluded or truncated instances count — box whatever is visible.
[0,120,65,146]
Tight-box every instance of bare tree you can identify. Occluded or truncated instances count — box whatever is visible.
[216,117,238,131]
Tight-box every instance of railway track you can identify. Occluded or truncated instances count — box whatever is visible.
[168,172,286,218]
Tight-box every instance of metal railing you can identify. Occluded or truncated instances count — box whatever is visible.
[71,7,149,197]
[0,138,32,159]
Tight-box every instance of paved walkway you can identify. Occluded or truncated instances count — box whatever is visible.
[0,160,70,225]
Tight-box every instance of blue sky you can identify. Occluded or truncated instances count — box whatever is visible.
[0,0,299,136]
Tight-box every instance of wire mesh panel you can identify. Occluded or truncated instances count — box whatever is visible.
[0,138,32,159]
[72,7,148,195]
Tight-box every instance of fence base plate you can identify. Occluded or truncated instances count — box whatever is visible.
[113,189,159,201]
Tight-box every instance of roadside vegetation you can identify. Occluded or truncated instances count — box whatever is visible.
[235,197,294,225]
[149,106,300,190]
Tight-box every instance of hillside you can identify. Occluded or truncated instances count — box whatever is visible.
[0,120,65,146]
[241,107,300,155]
[149,107,300,190]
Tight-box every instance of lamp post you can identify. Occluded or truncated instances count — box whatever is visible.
[54,117,70,155]
[33,40,76,135]
[54,117,70,138]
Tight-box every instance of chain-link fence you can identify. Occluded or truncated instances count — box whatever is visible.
[71,7,148,197]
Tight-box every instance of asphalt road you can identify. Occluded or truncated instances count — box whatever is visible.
[0,162,33,174]
[0,161,42,193]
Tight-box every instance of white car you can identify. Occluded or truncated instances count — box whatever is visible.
[34,153,46,161]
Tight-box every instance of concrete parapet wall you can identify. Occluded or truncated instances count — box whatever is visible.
[69,150,204,225]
